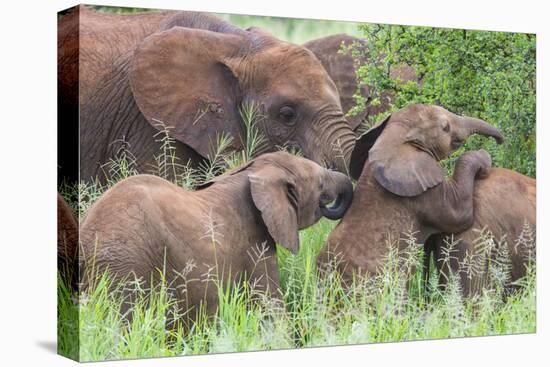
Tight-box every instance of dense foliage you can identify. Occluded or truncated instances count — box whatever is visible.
[349,25,536,177]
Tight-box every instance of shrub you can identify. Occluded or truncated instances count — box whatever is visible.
[350,24,536,177]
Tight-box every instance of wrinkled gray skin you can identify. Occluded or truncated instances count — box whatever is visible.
[304,34,418,132]
[80,152,353,326]
[319,104,504,282]
[58,7,356,183]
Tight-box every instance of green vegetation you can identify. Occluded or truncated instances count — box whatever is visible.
[59,216,535,361]
[349,25,536,177]
[92,5,362,44]
[219,14,362,44]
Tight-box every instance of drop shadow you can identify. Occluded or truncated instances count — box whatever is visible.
[35,340,57,354]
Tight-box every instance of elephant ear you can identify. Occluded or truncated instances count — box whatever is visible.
[368,121,444,197]
[248,166,299,254]
[349,115,391,180]
[129,26,246,158]
[303,34,368,131]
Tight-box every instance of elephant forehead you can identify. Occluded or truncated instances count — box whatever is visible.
[397,104,447,125]
[268,80,340,106]
[255,45,328,78]
[256,152,323,178]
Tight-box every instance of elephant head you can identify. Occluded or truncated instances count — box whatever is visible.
[128,12,356,174]
[350,104,504,195]
[248,153,353,253]
[202,152,353,253]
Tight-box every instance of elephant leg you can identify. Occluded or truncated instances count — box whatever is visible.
[247,246,283,304]
[423,235,439,293]
[433,235,454,293]
[431,234,477,297]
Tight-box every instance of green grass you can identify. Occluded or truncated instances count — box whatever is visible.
[59,219,535,361]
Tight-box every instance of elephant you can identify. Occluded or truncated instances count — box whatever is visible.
[303,34,418,132]
[79,151,353,325]
[318,104,504,283]
[58,194,78,289]
[58,6,356,184]
[425,168,535,296]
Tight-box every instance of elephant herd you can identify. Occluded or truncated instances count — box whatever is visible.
[57,7,536,325]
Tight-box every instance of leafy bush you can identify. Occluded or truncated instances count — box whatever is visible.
[350,24,536,177]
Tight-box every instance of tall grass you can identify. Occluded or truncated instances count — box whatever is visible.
[59,219,536,361]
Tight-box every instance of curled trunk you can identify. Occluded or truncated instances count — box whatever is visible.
[320,171,353,220]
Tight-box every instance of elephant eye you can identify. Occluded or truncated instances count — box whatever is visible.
[442,122,450,133]
[279,106,297,126]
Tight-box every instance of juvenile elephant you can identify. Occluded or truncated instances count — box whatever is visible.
[425,168,535,296]
[80,152,353,323]
[304,34,418,131]
[58,7,356,183]
[318,104,504,281]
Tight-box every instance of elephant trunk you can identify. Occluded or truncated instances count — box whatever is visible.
[318,115,356,175]
[320,171,353,220]
[460,116,504,144]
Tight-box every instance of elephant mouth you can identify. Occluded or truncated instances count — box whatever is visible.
[319,186,353,220]
[408,140,442,161]
[451,138,465,150]
[319,193,336,208]
[320,195,350,220]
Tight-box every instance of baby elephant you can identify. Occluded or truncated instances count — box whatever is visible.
[319,104,504,281]
[80,152,352,323]
[426,168,535,296]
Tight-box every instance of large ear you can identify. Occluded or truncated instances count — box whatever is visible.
[349,115,390,180]
[303,34,368,130]
[129,27,246,158]
[368,121,444,197]
[248,166,299,254]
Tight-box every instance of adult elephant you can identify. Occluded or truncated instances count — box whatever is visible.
[58,7,356,183]
[304,34,418,132]
[318,104,504,282]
